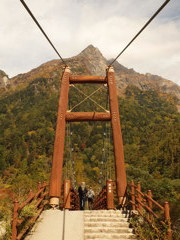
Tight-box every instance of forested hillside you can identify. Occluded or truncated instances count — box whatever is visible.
[0,75,179,194]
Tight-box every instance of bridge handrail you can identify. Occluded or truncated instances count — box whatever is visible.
[126,180,172,240]
[93,185,107,210]
[11,182,48,240]
[70,187,80,210]
[93,179,114,210]
[63,180,80,210]
[144,193,164,211]
[130,182,165,211]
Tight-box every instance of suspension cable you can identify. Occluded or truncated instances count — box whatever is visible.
[20,0,67,66]
[67,123,71,178]
[68,92,76,187]
[109,0,170,66]
[101,127,107,184]
[68,124,73,179]
[68,123,76,187]
[64,124,68,179]
[105,86,110,181]
[108,123,112,179]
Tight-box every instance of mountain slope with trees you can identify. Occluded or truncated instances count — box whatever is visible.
[0,75,179,193]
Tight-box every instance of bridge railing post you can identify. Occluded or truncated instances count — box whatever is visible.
[64,179,71,209]
[164,201,172,240]
[147,190,153,221]
[29,189,33,198]
[130,180,136,210]
[12,200,19,240]
[137,182,142,213]
[38,182,41,191]
[106,179,114,209]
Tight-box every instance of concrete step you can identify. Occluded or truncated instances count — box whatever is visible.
[83,210,136,240]
[85,239,134,240]
[84,227,133,233]
[84,210,122,213]
[84,217,129,222]
[84,222,130,228]
[84,214,126,218]
[84,233,136,239]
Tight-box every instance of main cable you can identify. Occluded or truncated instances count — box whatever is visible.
[109,0,170,66]
[20,0,67,66]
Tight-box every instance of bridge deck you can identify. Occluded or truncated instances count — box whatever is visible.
[25,210,84,240]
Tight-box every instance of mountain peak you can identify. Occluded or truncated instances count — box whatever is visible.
[77,45,107,76]
[78,45,103,58]
[85,44,96,50]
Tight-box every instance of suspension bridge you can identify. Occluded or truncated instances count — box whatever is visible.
[9,0,174,239]
[11,67,172,240]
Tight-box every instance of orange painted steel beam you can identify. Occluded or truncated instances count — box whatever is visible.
[49,67,70,202]
[66,112,111,122]
[69,75,107,84]
[107,67,127,201]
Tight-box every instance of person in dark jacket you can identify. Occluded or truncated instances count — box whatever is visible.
[78,182,87,210]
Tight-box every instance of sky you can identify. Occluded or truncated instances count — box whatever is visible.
[0,0,180,85]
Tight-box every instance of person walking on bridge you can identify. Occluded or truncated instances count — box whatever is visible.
[87,186,95,210]
[78,182,87,210]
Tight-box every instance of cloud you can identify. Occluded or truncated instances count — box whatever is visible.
[0,0,179,85]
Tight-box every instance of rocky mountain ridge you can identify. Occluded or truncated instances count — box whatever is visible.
[0,70,9,88]
[1,45,179,103]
